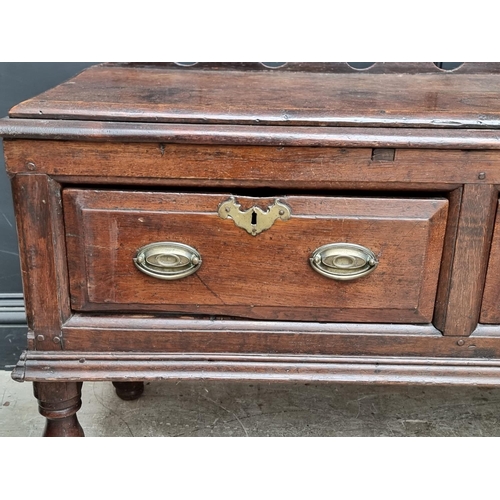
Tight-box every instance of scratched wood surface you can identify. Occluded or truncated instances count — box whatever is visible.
[11,174,70,351]
[434,185,498,335]
[8,64,500,128]
[5,142,500,186]
[4,121,500,149]
[6,63,500,437]
[54,315,499,358]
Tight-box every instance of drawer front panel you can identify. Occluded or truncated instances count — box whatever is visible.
[481,200,500,323]
[63,190,448,323]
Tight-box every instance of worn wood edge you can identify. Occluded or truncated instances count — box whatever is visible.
[52,177,462,192]
[63,316,500,358]
[440,184,499,335]
[415,200,450,322]
[69,304,432,324]
[63,315,442,336]
[108,62,500,74]
[12,350,500,386]
[3,119,500,147]
[14,112,500,130]
[11,175,70,350]
[63,189,90,311]
[433,187,463,332]
[479,200,500,324]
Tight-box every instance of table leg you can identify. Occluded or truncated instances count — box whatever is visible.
[112,381,145,401]
[34,381,84,437]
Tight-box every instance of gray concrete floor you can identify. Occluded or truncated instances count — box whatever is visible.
[1,370,500,436]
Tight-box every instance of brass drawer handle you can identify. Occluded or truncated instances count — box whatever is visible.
[133,242,202,280]
[310,243,378,281]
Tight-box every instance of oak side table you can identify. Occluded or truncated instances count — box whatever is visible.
[2,62,500,436]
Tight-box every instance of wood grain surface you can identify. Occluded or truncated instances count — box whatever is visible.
[58,315,500,358]
[14,347,500,385]
[5,63,500,402]
[11,174,70,351]
[63,190,448,323]
[106,62,500,74]
[5,141,500,186]
[480,201,500,323]
[4,121,500,149]
[433,185,498,335]
[8,65,500,129]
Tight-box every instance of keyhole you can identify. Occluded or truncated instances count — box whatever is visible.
[251,211,257,225]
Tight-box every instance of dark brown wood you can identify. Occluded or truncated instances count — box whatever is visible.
[480,201,500,323]
[15,351,500,386]
[6,141,500,186]
[7,63,500,435]
[112,381,145,401]
[11,174,71,351]
[33,381,84,437]
[434,184,498,335]
[57,315,500,358]
[51,177,460,193]
[4,120,500,149]
[433,187,463,329]
[7,65,500,129]
[63,190,448,323]
[109,62,500,74]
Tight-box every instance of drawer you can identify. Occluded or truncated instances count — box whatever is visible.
[481,200,500,323]
[63,190,448,323]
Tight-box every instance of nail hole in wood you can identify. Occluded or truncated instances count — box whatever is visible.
[371,148,395,161]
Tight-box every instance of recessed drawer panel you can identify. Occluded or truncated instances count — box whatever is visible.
[63,190,448,323]
[481,200,500,323]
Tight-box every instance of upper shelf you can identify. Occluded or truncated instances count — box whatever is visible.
[7,62,500,129]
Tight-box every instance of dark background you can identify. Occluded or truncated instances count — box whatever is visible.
[0,62,462,369]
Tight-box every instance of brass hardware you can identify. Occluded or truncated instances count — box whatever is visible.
[133,242,202,280]
[218,196,291,236]
[310,243,378,281]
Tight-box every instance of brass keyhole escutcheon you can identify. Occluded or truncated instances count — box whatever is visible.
[218,197,291,236]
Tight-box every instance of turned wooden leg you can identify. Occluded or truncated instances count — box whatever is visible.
[112,381,145,401]
[33,382,84,437]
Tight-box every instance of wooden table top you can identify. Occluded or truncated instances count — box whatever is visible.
[8,62,500,129]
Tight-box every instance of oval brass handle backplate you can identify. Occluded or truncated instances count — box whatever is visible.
[133,242,202,280]
[310,243,378,281]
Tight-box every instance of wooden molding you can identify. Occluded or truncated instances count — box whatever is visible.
[3,120,500,148]
[13,350,500,386]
